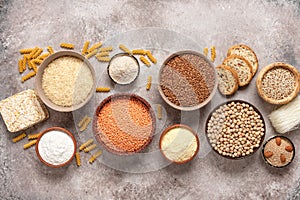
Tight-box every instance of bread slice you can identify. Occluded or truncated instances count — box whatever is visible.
[222,55,252,86]
[227,44,258,75]
[216,65,239,95]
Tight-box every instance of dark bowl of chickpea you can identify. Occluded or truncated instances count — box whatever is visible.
[205,100,266,160]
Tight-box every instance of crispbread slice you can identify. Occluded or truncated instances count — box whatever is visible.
[227,44,258,75]
[223,55,252,86]
[216,65,239,95]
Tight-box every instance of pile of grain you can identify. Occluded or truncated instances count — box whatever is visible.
[42,56,93,107]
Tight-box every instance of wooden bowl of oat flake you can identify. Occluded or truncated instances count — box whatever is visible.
[256,62,300,105]
[158,50,217,111]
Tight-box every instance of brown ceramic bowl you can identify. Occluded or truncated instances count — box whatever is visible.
[262,136,295,168]
[36,127,77,168]
[107,53,140,85]
[93,93,156,155]
[159,124,200,164]
[35,50,96,112]
[205,100,266,160]
[256,62,300,105]
[158,50,218,111]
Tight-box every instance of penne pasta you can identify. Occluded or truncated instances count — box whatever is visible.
[79,139,93,151]
[13,132,26,143]
[60,43,74,49]
[82,41,90,55]
[96,87,110,92]
[140,56,151,67]
[89,150,102,164]
[146,75,152,90]
[84,144,97,153]
[23,139,37,149]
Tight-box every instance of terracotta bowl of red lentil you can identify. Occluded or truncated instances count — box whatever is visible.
[158,50,218,111]
[205,100,266,160]
[93,93,156,155]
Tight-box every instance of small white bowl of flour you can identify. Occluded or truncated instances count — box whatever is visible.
[36,127,76,168]
[107,53,140,85]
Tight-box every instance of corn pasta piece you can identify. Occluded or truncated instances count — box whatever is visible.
[99,46,113,52]
[37,53,50,60]
[157,104,162,120]
[78,115,88,128]
[96,56,110,62]
[203,47,208,57]
[89,150,102,164]
[20,48,34,54]
[21,71,36,82]
[28,132,42,140]
[12,132,26,143]
[146,51,157,64]
[96,52,110,57]
[82,41,90,55]
[60,43,74,49]
[146,76,152,90]
[85,49,98,59]
[23,139,37,149]
[47,46,54,54]
[84,144,97,153]
[211,46,216,62]
[18,59,25,73]
[32,48,43,59]
[75,152,81,167]
[87,42,102,53]
[119,44,131,54]
[79,139,94,151]
[96,87,110,92]
[80,117,92,132]
[140,56,151,67]
[132,49,147,55]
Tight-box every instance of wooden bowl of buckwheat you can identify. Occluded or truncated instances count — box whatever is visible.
[205,100,266,159]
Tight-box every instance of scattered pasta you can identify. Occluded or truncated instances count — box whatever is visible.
[132,49,147,55]
[32,48,43,59]
[29,61,38,72]
[32,59,43,65]
[89,150,102,164]
[80,117,92,132]
[146,51,157,64]
[78,115,88,128]
[119,44,131,54]
[75,152,81,166]
[99,46,113,52]
[23,140,37,149]
[21,71,36,83]
[211,46,216,62]
[79,139,94,151]
[47,46,54,54]
[18,59,24,73]
[85,49,98,59]
[157,104,162,120]
[21,58,27,71]
[140,56,151,67]
[96,52,110,57]
[28,132,42,140]
[96,87,110,92]
[82,41,90,55]
[203,47,208,57]
[20,48,34,54]
[96,56,110,62]
[146,75,152,90]
[27,47,39,59]
[84,144,97,153]
[87,42,102,53]
[37,53,50,60]
[12,132,26,143]
[60,43,74,49]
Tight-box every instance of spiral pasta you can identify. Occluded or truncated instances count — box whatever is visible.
[32,59,43,65]
[60,43,74,49]
[140,56,151,67]
[157,104,162,120]
[21,58,27,71]
[82,41,90,55]
[18,59,25,73]
[84,144,97,153]
[23,140,37,149]
[21,71,36,83]
[87,42,102,53]
[96,56,110,62]
[96,52,109,57]
[47,46,54,54]
[78,115,88,128]
[210,46,216,62]
[79,117,92,132]
[89,150,102,164]
[75,152,81,166]
[132,49,147,55]
[20,48,34,54]
[96,87,110,92]
[37,53,50,60]
[79,139,94,151]
[85,49,98,59]
[99,46,113,52]
[203,47,208,57]
[12,132,27,143]
[146,51,157,64]
[32,48,43,59]
[28,132,42,140]
[146,75,152,90]
[27,47,39,59]
[119,44,131,54]
[29,61,38,72]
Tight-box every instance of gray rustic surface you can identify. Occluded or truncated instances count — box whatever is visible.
[1,0,300,199]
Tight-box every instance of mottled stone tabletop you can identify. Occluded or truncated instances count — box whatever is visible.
[1,0,300,199]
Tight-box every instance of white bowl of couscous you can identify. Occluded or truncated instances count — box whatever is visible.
[35,51,96,112]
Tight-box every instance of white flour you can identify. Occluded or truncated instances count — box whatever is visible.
[108,55,139,84]
[38,130,75,165]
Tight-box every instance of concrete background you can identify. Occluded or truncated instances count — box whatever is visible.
[1,0,300,199]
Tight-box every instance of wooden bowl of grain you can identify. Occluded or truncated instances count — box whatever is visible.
[158,50,218,111]
[256,62,300,105]
[35,51,96,112]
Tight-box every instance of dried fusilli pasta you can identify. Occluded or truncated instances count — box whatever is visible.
[146,75,152,90]
[80,117,92,132]
[18,59,25,73]
[140,56,151,67]
[82,41,90,55]
[32,48,43,59]
[84,144,97,153]
[21,71,36,83]
[157,104,162,120]
[203,47,208,57]
[27,47,39,59]
[20,48,34,54]
[96,87,110,92]
[89,150,102,164]
[119,44,131,54]
[75,152,81,166]
[87,42,102,53]
[99,46,113,52]
[132,49,147,55]
[146,51,157,64]
[47,46,54,54]
[13,132,26,143]
[78,115,88,128]
[85,49,98,59]
[210,46,216,62]
[28,133,42,140]
[32,59,43,65]
[60,43,74,49]
[37,53,50,60]
[96,56,110,62]
[23,140,37,149]
[96,52,110,57]
[79,139,93,151]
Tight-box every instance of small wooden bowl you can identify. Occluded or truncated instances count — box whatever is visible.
[262,135,295,168]
[205,100,266,160]
[107,53,140,85]
[158,50,218,111]
[36,127,77,168]
[159,124,200,164]
[35,50,96,112]
[93,93,156,155]
[256,62,300,105]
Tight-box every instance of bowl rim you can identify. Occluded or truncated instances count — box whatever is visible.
[158,50,218,111]
[159,124,200,164]
[35,127,77,168]
[205,100,266,160]
[92,93,156,155]
[107,53,140,85]
[261,135,295,168]
[256,62,300,105]
[35,50,96,112]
